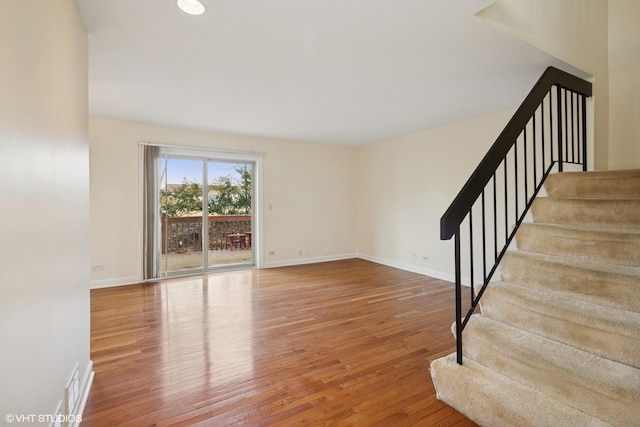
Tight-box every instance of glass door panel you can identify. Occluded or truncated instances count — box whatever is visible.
[207,161,254,268]
[159,157,204,275]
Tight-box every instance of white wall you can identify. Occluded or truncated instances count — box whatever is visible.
[89,118,357,287]
[355,109,515,280]
[476,0,610,170]
[90,110,516,286]
[477,0,640,171]
[608,0,640,169]
[89,0,638,290]
[0,0,91,423]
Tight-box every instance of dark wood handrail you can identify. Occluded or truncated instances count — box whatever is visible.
[440,67,592,240]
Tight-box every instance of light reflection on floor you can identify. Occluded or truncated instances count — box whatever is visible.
[160,271,255,394]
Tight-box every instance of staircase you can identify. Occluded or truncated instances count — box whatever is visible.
[430,169,640,427]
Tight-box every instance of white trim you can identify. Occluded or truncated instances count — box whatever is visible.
[90,255,465,288]
[137,142,264,278]
[49,400,63,427]
[356,253,456,283]
[90,276,140,289]
[254,156,264,268]
[355,254,474,287]
[137,145,145,283]
[139,141,265,159]
[262,253,357,268]
[72,361,94,427]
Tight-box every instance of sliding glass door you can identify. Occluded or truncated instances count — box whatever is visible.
[206,161,253,270]
[159,156,205,274]
[144,145,258,279]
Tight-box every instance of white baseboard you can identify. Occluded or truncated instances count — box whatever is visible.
[88,255,466,287]
[90,276,139,289]
[265,251,460,285]
[356,253,457,283]
[262,253,357,269]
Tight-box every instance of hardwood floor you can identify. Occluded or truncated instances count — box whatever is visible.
[84,259,477,426]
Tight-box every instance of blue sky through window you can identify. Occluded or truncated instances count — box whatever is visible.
[165,159,245,184]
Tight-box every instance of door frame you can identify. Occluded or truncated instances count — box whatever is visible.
[139,143,264,280]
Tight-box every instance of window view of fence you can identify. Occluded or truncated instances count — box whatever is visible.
[154,156,255,274]
[162,215,252,253]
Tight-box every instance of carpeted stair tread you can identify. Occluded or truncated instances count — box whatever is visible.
[500,250,640,312]
[544,169,640,199]
[479,281,640,368]
[531,197,640,230]
[430,353,613,427]
[515,223,640,266]
[461,315,640,427]
[430,169,640,425]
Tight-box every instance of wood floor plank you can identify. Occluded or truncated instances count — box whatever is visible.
[83,259,477,426]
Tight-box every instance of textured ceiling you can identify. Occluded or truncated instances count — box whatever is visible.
[77,0,584,146]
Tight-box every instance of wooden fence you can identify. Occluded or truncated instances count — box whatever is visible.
[162,215,251,253]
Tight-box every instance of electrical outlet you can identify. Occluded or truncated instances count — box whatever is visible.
[269,251,275,256]
[91,265,103,272]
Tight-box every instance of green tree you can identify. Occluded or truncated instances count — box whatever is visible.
[209,176,237,215]
[162,166,252,217]
[160,179,202,216]
[208,165,252,215]
[235,165,252,214]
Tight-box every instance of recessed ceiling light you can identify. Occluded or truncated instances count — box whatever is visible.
[177,0,206,16]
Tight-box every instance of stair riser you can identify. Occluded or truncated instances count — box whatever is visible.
[544,170,640,199]
[531,198,640,230]
[462,317,640,427]
[500,253,640,311]
[430,354,613,427]
[515,224,640,266]
[480,286,640,369]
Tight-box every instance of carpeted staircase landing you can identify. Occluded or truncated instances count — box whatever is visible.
[430,169,640,427]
